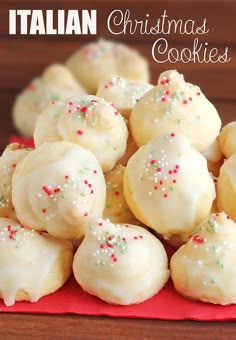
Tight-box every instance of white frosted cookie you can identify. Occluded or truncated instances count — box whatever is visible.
[202,138,224,177]
[66,39,150,93]
[96,74,153,118]
[34,95,128,171]
[12,141,106,239]
[103,165,140,225]
[130,70,221,152]
[217,153,236,221]
[0,143,31,220]
[73,218,169,305]
[170,212,236,305]
[12,63,86,137]
[218,121,236,158]
[124,133,215,239]
[0,217,73,306]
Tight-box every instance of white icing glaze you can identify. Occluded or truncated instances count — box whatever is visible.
[96,74,153,117]
[171,213,236,305]
[0,217,71,306]
[103,165,139,224]
[217,153,236,221]
[124,133,215,237]
[0,143,31,219]
[73,218,169,305]
[66,39,150,93]
[202,137,223,163]
[219,121,236,158]
[12,141,106,239]
[130,70,221,151]
[13,64,86,137]
[34,95,128,171]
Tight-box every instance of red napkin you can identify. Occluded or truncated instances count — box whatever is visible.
[1,241,236,321]
[9,135,34,148]
[2,135,236,321]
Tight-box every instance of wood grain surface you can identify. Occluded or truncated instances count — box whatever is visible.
[0,0,236,339]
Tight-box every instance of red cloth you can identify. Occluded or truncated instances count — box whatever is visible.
[2,135,236,321]
[1,239,236,320]
[9,135,34,148]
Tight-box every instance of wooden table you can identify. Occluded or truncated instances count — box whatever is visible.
[1,0,236,338]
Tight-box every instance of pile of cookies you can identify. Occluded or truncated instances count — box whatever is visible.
[1,39,236,307]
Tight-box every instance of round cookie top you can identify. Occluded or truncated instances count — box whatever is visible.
[216,152,236,221]
[66,39,150,93]
[0,143,31,220]
[12,141,106,239]
[96,74,153,118]
[218,121,236,158]
[34,95,128,171]
[124,132,216,237]
[129,69,221,152]
[73,218,169,305]
[170,212,236,305]
[12,63,86,137]
[0,217,73,306]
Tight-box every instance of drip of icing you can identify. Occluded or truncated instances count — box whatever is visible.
[0,221,66,306]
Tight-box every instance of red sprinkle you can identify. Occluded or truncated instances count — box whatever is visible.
[80,106,87,113]
[191,235,204,244]
[183,99,188,104]
[170,133,175,137]
[77,130,83,136]
[163,193,168,198]
[114,191,120,196]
